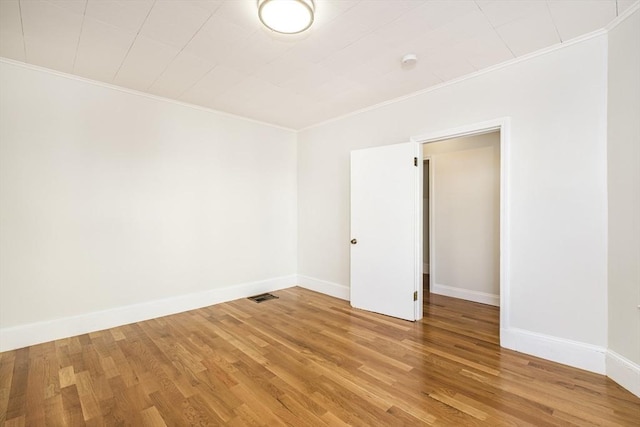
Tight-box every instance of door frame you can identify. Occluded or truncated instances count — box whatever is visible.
[411,118,510,343]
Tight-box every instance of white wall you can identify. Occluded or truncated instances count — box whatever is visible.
[0,60,297,348]
[425,133,500,305]
[606,7,640,396]
[298,34,609,372]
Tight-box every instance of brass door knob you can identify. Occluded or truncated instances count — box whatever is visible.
[350,239,357,244]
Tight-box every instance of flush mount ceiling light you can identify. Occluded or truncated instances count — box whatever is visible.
[258,0,315,34]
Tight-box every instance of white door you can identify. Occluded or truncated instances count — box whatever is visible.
[350,142,422,321]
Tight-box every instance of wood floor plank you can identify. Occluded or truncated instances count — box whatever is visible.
[140,405,168,427]
[60,384,85,426]
[0,351,17,424]
[2,286,639,426]
[74,370,102,421]
[24,352,46,427]
[3,415,25,427]
[4,348,29,423]
[43,394,65,426]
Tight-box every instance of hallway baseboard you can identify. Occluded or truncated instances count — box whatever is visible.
[432,283,499,306]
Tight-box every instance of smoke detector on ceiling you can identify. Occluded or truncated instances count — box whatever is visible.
[401,53,418,68]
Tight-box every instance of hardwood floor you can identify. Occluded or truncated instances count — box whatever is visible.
[1,286,638,426]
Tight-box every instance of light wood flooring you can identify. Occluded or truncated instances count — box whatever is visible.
[1,285,639,426]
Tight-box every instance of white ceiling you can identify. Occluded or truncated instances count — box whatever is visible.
[0,0,636,129]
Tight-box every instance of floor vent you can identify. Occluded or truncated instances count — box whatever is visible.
[248,293,279,303]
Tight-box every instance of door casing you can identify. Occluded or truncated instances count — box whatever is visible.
[411,118,510,340]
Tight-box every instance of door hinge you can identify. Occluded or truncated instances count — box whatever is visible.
[414,157,418,167]
[413,291,418,301]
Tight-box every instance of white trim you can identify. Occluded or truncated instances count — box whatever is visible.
[414,142,423,320]
[499,120,511,333]
[501,327,606,374]
[606,350,640,397]
[300,30,606,132]
[606,1,640,31]
[297,275,350,301]
[0,275,296,352]
[410,118,505,144]
[411,117,511,342]
[432,284,499,307]
[0,58,297,132]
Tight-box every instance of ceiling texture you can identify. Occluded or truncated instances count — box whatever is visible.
[0,0,635,129]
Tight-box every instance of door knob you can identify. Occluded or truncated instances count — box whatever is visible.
[350,239,357,244]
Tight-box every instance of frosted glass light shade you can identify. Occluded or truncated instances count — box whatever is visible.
[258,0,315,34]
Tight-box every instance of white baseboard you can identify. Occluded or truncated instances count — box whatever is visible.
[431,283,499,306]
[296,275,350,301]
[6,273,636,397]
[423,263,429,273]
[0,275,297,352]
[501,327,606,374]
[606,350,640,397]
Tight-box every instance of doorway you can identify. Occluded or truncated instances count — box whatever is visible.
[422,131,501,307]
[349,118,509,337]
